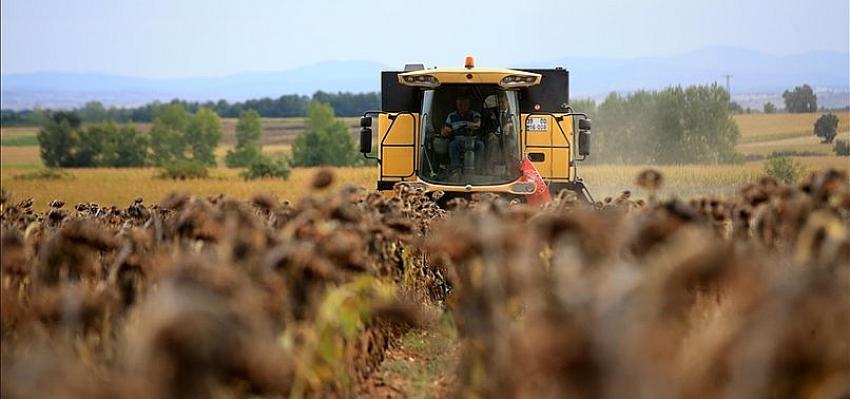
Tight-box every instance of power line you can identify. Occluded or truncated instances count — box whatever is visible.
[721,74,733,96]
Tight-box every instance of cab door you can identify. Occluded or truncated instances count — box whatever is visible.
[521,114,573,181]
[378,112,419,179]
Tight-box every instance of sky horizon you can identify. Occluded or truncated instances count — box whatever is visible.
[2,0,848,79]
[3,46,849,80]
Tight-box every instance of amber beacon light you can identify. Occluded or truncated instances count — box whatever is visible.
[464,55,475,69]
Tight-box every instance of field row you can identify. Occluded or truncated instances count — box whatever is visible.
[736,133,849,156]
[734,111,849,143]
[2,156,847,211]
[0,143,294,169]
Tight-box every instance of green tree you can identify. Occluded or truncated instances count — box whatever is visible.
[679,84,739,163]
[782,84,817,113]
[37,113,148,168]
[834,139,850,156]
[594,90,663,164]
[651,87,688,163]
[185,107,222,166]
[149,104,220,167]
[76,123,111,166]
[291,101,358,166]
[225,109,263,167]
[240,155,291,180]
[569,98,597,115]
[37,112,82,167]
[155,159,209,180]
[96,123,148,167]
[78,101,109,123]
[118,125,149,166]
[312,91,380,116]
[592,84,738,164]
[763,102,777,114]
[764,156,804,184]
[149,103,190,165]
[814,113,840,143]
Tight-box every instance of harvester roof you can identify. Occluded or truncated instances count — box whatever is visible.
[397,57,541,88]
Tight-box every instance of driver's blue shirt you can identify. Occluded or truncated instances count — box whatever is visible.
[445,110,481,136]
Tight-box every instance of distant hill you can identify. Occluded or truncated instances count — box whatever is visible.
[0,60,390,110]
[2,47,848,110]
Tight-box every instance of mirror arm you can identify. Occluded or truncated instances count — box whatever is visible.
[362,153,381,164]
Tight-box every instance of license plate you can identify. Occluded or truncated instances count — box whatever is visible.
[526,116,548,132]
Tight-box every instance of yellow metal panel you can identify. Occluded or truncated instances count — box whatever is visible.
[382,147,416,177]
[521,113,575,180]
[553,117,573,147]
[523,114,554,147]
[378,113,418,178]
[527,148,553,178]
[551,148,569,179]
[553,116,574,179]
[378,113,416,145]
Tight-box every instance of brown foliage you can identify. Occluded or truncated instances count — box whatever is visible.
[0,173,446,398]
[427,168,850,399]
[2,169,848,398]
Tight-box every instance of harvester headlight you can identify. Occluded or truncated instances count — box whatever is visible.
[499,75,538,88]
[400,74,439,87]
[511,182,537,193]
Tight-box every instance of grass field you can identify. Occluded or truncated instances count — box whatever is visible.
[0,167,377,211]
[0,126,40,146]
[3,156,846,211]
[2,112,848,210]
[0,146,41,168]
[733,111,849,143]
[733,111,850,156]
[581,155,847,199]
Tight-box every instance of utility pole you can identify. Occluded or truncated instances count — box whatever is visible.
[721,74,733,96]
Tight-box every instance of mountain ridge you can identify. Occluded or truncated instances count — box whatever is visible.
[2,47,848,110]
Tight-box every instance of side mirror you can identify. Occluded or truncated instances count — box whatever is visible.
[578,118,591,131]
[578,130,591,156]
[359,127,373,154]
[360,116,372,128]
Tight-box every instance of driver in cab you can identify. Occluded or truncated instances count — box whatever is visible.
[442,95,483,170]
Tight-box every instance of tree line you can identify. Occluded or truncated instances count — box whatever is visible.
[2,83,836,127]
[570,83,847,165]
[1,91,379,126]
[25,82,841,171]
[37,101,361,176]
[37,113,149,168]
[36,105,224,168]
[571,84,740,164]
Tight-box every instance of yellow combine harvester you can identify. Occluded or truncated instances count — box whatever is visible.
[359,56,593,202]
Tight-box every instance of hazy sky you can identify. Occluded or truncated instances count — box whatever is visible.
[2,0,848,78]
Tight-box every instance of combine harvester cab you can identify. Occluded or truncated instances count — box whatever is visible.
[359,56,594,203]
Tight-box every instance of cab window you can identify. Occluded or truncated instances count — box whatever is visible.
[419,85,521,185]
